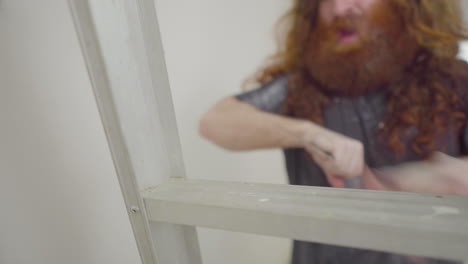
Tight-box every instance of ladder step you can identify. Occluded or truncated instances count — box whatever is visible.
[143,178,468,261]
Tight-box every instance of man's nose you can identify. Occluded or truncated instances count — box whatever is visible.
[330,0,358,18]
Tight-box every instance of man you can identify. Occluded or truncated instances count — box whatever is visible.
[199,0,468,263]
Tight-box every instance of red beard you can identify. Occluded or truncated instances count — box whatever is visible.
[305,0,419,96]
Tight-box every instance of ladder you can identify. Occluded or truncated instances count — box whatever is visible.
[68,0,468,263]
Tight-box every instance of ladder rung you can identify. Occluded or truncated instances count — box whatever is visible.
[143,179,468,261]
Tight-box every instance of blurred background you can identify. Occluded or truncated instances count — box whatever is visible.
[0,0,467,264]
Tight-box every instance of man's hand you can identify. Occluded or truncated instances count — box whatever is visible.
[363,153,468,195]
[302,125,365,187]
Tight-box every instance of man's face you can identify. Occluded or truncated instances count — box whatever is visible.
[305,0,418,96]
[319,0,382,23]
[317,0,384,53]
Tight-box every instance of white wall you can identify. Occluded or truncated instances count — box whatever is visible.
[0,1,141,264]
[154,0,292,263]
[459,41,468,61]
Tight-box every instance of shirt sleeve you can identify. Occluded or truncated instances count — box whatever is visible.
[454,65,468,155]
[462,128,468,154]
[461,111,468,155]
[235,74,289,114]
[458,85,468,155]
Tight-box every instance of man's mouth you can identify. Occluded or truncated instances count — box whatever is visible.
[337,29,359,44]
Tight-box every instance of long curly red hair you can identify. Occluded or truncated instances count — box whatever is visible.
[250,0,468,157]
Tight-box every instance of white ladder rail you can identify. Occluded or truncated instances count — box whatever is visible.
[68,1,202,263]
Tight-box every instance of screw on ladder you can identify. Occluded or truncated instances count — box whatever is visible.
[130,205,140,214]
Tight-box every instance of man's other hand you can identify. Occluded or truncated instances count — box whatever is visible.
[362,153,468,195]
[302,125,365,187]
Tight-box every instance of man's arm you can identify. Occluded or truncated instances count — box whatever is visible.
[363,153,468,195]
[200,97,468,195]
[199,96,365,179]
[199,96,314,151]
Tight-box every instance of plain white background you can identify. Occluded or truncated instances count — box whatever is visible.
[0,0,141,264]
[0,0,467,264]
